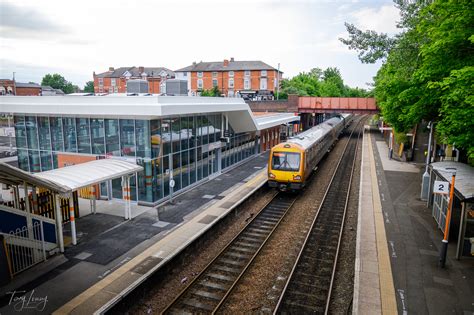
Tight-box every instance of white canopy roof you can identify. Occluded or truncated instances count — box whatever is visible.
[0,95,300,133]
[33,159,143,191]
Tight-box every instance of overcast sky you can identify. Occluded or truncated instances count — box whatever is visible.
[0,0,400,89]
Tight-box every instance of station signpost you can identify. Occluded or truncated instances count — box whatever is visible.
[438,168,456,268]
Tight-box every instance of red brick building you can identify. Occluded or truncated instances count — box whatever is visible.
[175,58,282,99]
[0,80,42,96]
[93,66,175,94]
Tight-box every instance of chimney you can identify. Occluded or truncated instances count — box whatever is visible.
[109,67,114,71]
[223,59,229,67]
[230,57,234,62]
[192,61,196,66]
[139,66,145,73]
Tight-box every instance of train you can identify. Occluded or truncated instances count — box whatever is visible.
[267,114,354,191]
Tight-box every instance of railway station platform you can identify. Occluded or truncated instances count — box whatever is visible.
[0,153,269,314]
[354,131,474,314]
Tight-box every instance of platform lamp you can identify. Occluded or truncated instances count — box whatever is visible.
[421,121,435,200]
[439,167,456,268]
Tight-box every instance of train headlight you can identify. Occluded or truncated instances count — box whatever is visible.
[269,173,276,179]
[293,175,301,180]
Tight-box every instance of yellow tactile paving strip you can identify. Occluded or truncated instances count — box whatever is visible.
[53,169,267,315]
[368,133,398,314]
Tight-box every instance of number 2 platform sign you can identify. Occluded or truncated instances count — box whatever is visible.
[434,180,450,195]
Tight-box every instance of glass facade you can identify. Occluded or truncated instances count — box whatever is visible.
[13,113,257,205]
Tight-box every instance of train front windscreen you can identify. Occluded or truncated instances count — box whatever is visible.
[271,152,301,171]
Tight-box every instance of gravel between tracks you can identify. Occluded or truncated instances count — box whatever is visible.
[127,187,276,314]
[219,126,356,313]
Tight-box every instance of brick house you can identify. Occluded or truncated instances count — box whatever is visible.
[0,81,43,96]
[93,66,175,94]
[175,58,282,99]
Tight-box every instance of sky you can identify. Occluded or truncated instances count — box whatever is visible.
[0,0,400,90]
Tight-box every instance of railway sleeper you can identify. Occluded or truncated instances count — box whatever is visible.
[234,240,260,248]
[198,280,230,291]
[213,264,240,274]
[220,257,246,266]
[206,273,234,282]
[225,251,251,260]
[191,289,223,301]
[231,245,256,254]
[180,298,214,312]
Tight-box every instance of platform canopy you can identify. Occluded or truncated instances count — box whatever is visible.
[33,159,143,192]
[431,161,474,201]
[0,162,67,193]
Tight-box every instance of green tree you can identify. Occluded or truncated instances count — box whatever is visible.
[83,81,94,93]
[341,0,474,161]
[41,73,75,94]
[200,86,221,97]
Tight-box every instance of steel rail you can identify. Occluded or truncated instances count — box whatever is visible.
[162,191,296,314]
[274,117,364,314]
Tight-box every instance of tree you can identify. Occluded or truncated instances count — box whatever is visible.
[83,81,94,93]
[341,0,474,162]
[200,86,221,97]
[41,73,75,94]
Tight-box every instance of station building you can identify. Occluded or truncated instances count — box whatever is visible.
[1,96,299,206]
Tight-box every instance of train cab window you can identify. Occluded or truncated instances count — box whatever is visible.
[272,152,300,171]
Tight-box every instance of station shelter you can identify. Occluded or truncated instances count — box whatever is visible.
[0,159,141,283]
[427,161,474,259]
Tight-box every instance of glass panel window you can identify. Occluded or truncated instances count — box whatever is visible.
[14,115,27,149]
[50,117,64,152]
[245,70,250,77]
[197,79,203,89]
[244,78,250,90]
[98,78,103,86]
[197,72,203,78]
[91,118,105,155]
[25,116,38,150]
[151,119,161,158]
[171,117,181,154]
[212,79,218,87]
[162,119,172,156]
[105,119,120,156]
[76,118,91,154]
[172,152,181,191]
[120,119,135,157]
[181,150,189,189]
[17,149,29,171]
[136,120,151,158]
[228,78,234,89]
[28,150,41,173]
[229,71,234,77]
[189,116,196,149]
[38,117,51,151]
[63,117,77,152]
[212,72,218,78]
[260,78,267,90]
[261,70,267,77]
[111,78,116,86]
[40,151,52,171]
[271,152,301,171]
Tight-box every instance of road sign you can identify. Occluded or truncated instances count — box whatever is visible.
[433,180,449,195]
[169,179,175,188]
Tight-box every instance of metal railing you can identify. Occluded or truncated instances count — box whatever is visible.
[3,221,47,276]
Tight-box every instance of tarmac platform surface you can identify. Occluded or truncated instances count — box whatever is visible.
[354,131,474,314]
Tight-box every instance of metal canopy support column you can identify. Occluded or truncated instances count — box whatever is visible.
[122,175,131,220]
[54,194,65,253]
[68,194,77,245]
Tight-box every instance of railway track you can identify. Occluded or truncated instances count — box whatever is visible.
[274,120,362,314]
[163,192,296,314]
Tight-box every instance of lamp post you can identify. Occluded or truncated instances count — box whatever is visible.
[439,168,456,268]
[421,121,434,200]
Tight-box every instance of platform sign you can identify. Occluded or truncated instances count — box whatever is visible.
[169,179,175,188]
[433,180,450,195]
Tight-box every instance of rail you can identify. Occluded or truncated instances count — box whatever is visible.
[274,118,363,314]
[162,192,296,314]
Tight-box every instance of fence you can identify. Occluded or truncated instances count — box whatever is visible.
[3,221,47,276]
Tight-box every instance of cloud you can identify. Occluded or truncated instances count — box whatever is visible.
[0,2,67,37]
[350,4,399,34]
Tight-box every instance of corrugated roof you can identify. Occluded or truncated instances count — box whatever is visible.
[430,161,474,201]
[175,60,277,72]
[95,67,175,78]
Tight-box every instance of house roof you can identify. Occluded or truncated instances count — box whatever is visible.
[15,82,41,88]
[95,67,175,78]
[175,60,278,72]
[430,161,474,201]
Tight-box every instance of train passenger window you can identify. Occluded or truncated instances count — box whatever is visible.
[272,152,300,171]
